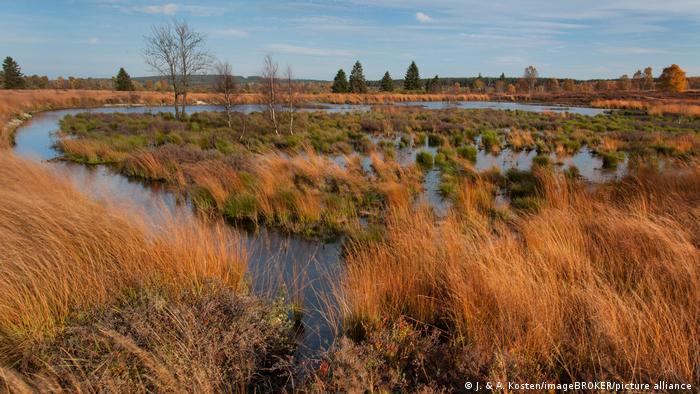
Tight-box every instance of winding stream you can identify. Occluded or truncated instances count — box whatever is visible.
[11,101,614,356]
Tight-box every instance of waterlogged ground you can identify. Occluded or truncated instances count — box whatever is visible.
[13,101,694,356]
[13,107,342,356]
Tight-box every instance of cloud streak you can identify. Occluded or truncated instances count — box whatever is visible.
[266,43,355,57]
[219,28,249,38]
[140,3,178,15]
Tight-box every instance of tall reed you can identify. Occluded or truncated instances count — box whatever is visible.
[0,153,247,362]
[337,169,700,382]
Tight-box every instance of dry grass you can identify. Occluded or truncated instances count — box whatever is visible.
[506,129,536,151]
[336,168,700,384]
[234,149,369,234]
[592,99,700,116]
[119,144,421,236]
[56,138,127,163]
[647,103,700,116]
[591,99,647,111]
[0,153,247,363]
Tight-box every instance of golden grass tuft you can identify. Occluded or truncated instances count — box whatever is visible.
[337,169,700,382]
[0,153,246,362]
[57,138,127,163]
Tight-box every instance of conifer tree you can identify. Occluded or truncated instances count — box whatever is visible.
[114,67,134,91]
[348,61,367,93]
[2,57,25,89]
[404,61,421,90]
[380,71,393,92]
[331,69,348,93]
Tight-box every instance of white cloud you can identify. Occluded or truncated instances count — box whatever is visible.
[266,44,355,57]
[600,46,664,54]
[124,3,224,16]
[220,28,249,38]
[141,3,179,15]
[415,12,432,23]
[87,37,99,44]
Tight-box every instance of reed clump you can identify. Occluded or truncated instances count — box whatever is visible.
[0,153,302,391]
[329,168,700,388]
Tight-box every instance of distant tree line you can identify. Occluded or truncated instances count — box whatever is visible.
[331,62,692,94]
[0,45,693,95]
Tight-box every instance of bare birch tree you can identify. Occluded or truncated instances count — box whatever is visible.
[143,23,180,118]
[143,19,210,120]
[262,55,279,135]
[523,65,538,93]
[285,65,295,135]
[214,61,236,127]
[174,20,211,118]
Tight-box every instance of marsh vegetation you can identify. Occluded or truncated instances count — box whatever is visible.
[2,99,700,391]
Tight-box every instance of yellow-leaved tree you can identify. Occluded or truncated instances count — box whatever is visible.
[659,64,688,93]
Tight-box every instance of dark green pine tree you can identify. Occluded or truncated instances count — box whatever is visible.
[348,61,367,93]
[331,69,349,93]
[404,61,421,91]
[499,72,506,82]
[2,57,25,89]
[380,71,394,92]
[114,67,134,91]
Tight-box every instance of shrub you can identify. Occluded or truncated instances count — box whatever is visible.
[23,285,296,392]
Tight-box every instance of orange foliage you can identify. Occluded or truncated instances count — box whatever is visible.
[659,64,688,93]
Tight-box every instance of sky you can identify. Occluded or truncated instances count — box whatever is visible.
[1,0,699,80]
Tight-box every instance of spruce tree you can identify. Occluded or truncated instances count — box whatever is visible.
[114,67,134,91]
[348,61,367,93]
[404,61,421,91]
[2,57,25,89]
[331,69,348,93]
[380,71,393,92]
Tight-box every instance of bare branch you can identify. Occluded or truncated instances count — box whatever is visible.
[262,54,279,135]
[214,61,237,128]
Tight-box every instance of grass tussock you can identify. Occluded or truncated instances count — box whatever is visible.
[0,153,250,362]
[330,168,700,388]
[0,153,302,391]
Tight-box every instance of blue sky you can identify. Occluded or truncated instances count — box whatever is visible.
[2,0,699,80]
